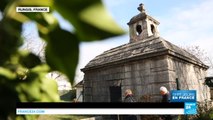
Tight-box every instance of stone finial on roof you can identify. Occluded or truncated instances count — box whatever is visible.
[137,3,146,13]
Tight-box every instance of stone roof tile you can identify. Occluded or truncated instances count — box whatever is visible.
[82,36,208,71]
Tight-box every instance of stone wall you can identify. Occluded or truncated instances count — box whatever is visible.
[122,55,170,102]
[84,65,123,102]
[83,53,210,102]
[84,55,172,102]
[168,56,211,101]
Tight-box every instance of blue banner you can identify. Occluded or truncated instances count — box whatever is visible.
[184,102,197,114]
[170,90,196,102]
[170,90,197,115]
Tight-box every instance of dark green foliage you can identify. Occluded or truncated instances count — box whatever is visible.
[20,53,42,68]
[0,0,11,12]
[45,26,79,82]
[0,0,125,119]
[0,19,22,65]
[193,103,213,120]
[205,77,213,87]
[0,84,19,119]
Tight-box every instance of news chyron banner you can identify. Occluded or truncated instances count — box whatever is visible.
[170,90,197,114]
[16,90,197,115]
[16,102,184,115]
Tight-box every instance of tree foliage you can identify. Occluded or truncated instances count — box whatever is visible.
[0,0,125,119]
[183,45,213,76]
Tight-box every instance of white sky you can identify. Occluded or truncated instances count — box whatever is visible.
[75,0,213,82]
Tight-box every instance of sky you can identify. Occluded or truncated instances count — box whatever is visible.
[75,0,213,82]
[22,0,213,83]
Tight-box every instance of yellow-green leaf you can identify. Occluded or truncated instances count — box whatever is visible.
[54,0,125,41]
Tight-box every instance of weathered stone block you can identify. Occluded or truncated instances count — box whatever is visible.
[122,78,132,86]
[84,96,92,102]
[134,77,142,85]
[124,71,131,78]
[140,75,149,85]
[133,71,140,78]
[124,65,131,72]
[84,81,92,87]
[84,88,92,95]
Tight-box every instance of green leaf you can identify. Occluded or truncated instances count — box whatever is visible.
[0,67,16,80]
[45,26,79,84]
[16,75,41,101]
[40,77,60,102]
[15,64,59,102]
[80,3,124,34]
[0,19,23,65]
[21,13,58,35]
[0,0,10,12]
[19,52,42,69]
[17,0,53,6]
[54,0,125,41]
[0,0,126,119]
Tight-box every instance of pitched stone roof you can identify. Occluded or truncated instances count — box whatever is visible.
[74,80,84,87]
[82,36,208,71]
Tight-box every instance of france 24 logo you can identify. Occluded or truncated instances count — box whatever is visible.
[184,102,197,114]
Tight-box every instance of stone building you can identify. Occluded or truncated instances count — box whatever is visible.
[74,80,84,102]
[81,4,210,102]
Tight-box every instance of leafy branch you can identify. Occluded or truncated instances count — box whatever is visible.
[0,0,125,119]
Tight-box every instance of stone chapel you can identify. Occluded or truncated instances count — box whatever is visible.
[81,4,210,102]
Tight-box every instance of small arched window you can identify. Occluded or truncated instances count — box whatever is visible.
[151,24,155,35]
[136,25,142,35]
